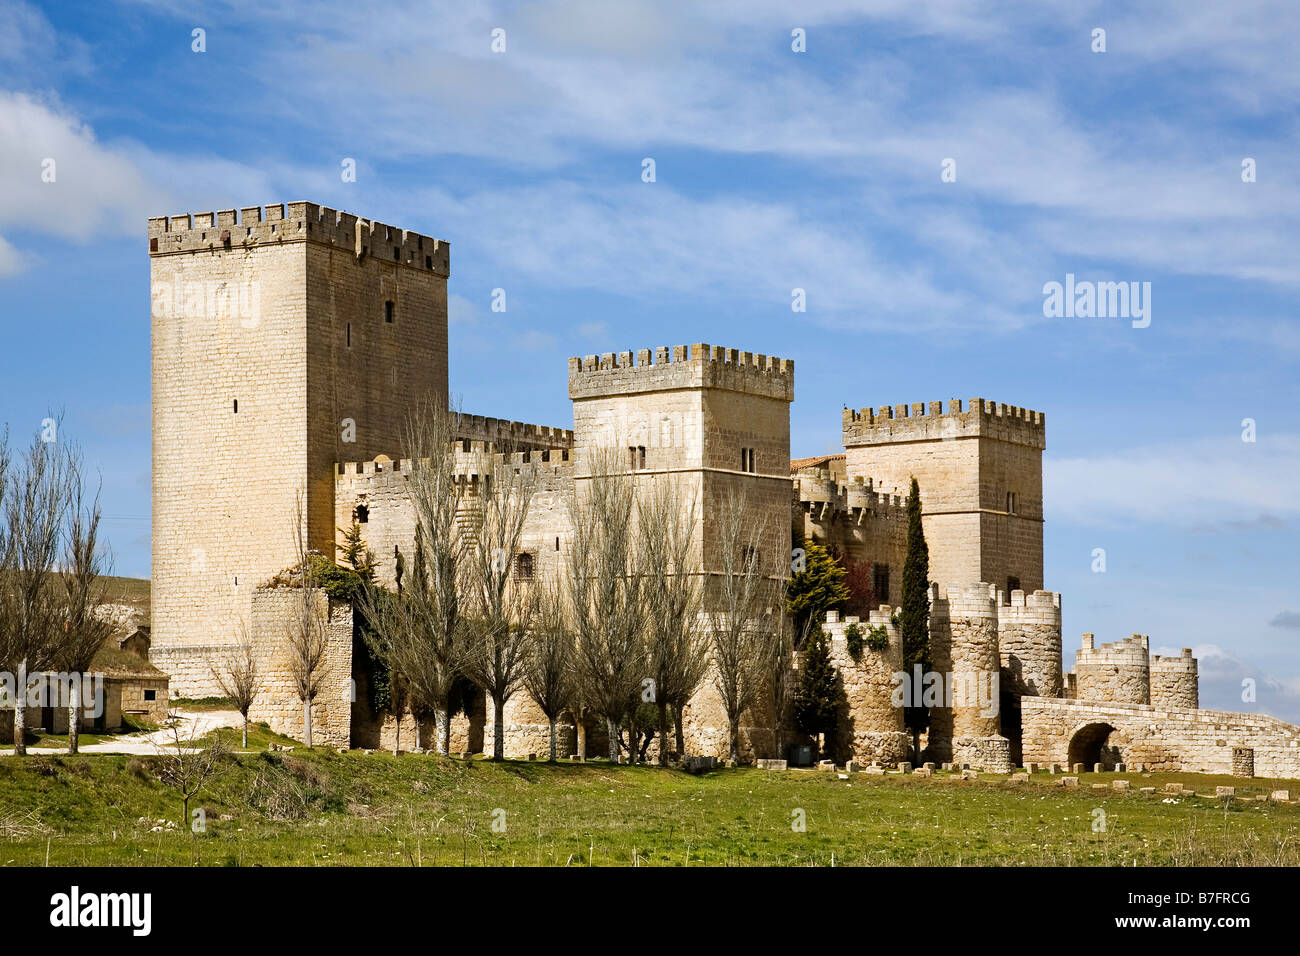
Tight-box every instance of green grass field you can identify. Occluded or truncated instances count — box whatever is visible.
[1,738,1296,866]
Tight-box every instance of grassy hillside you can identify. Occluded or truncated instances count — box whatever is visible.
[1,742,1296,866]
[100,575,150,607]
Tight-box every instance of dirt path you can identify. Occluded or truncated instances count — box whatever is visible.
[0,707,243,756]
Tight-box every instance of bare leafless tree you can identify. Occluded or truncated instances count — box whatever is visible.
[462,462,537,760]
[523,573,575,761]
[708,486,783,764]
[0,424,74,755]
[54,457,114,754]
[286,493,328,749]
[566,447,646,762]
[637,475,708,765]
[210,622,259,749]
[396,399,471,755]
[154,716,232,830]
[767,609,804,761]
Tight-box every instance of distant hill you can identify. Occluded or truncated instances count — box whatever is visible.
[98,576,151,628]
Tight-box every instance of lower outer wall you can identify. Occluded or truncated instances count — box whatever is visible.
[1021,697,1300,779]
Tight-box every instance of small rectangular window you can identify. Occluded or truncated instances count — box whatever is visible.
[1007,576,1021,595]
[346,322,351,347]
[233,399,238,413]
[143,689,156,701]
[873,563,890,603]
[385,300,395,323]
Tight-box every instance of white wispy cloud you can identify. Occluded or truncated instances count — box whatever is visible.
[1046,433,1300,528]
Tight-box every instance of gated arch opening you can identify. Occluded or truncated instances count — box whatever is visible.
[1068,722,1120,770]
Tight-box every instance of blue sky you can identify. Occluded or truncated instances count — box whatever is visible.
[1,0,1298,718]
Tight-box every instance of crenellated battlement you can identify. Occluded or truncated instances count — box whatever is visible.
[568,343,794,402]
[1152,647,1196,667]
[1078,632,1150,659]
[457,414,573,450]
[842,397,1045,449]
[997,588,1062,612]
[929,581,1000,615]
[336,445,574,482]
[147,202,450,275]
[793,467,906,523]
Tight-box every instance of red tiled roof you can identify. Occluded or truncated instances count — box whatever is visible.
[789,454,845,473]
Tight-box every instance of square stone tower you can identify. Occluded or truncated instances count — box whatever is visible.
[568,343,794,581]
[149,202,449,693]
[841,399,1045,593]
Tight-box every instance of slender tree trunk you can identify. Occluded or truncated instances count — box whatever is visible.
[414,718,423,751]
[657,702,669,766]
[607,718,619,762]
[68,693,80,756]
[576,715,587,761]
[242,713,249,749]
[493,696,505,760]
[436,706,450,756]
[673,706,685,760]
[303,698,313,749]
[394,712,401,755]
[729,716,741,764]
[548,718,557,761]
[13,659,27,756]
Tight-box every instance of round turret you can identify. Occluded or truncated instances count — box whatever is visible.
[1073,633,1150,705]
[1150,648,1198,710]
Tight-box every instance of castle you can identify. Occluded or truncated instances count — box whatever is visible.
[148,202,1300,778]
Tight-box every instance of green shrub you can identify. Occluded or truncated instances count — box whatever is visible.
[865,625,889,652]
[845,622,864,659]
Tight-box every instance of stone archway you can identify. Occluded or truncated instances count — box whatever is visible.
[1068,722,1120,770]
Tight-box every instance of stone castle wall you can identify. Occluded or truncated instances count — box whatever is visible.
[247,585,354,748]
[842,399,1045,593]
[1022,697,1300,779]
[821,608,910,766]
[793,468,908,603]
[150,203,449,674]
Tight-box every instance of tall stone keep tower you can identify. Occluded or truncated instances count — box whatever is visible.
[568,343,794,583]
[149,203,449,693]
[568,344,794,759]
[841,399,1045,593]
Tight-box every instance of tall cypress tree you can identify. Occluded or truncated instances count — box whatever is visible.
[900,477,930,760]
